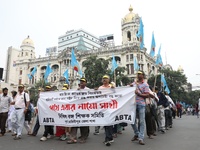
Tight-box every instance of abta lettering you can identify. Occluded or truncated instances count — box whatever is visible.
[115,114,132,121]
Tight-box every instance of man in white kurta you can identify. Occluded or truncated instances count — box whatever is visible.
[11,84,30,140]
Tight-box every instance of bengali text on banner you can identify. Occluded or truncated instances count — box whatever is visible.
[38,86,136,126]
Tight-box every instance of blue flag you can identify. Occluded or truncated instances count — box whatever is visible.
[156,45,163,66]
[149,32,156,57]
[71,49,82,77]
[137,18,144,50]
[111,54,118,73]
[44,63,53,83]
[161,74,170,94]
[133,56,139,72]
[28,66,37,79]
[63,69,69,84]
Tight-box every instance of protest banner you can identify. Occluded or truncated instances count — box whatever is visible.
[38,86,136,126]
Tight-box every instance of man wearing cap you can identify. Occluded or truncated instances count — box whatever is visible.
[97,75,115,146]
[11,84,30,140]
[79,78,90,142]
[131,71,150,145]
[93,75,115,137]
[67,77,90,144]
[55,86,70,141]
[63,84,69,89]
[45,85,51,91]
[0,88,12,136]
[40,85,55,141]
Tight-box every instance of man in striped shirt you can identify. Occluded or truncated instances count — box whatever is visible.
[131,71,150,145]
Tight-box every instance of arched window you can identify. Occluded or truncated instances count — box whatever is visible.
[127,31,131,41]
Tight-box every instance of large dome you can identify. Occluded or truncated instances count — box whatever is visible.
[123,5,136,23]
[21,36,34,47]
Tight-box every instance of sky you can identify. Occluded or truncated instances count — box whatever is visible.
[1,0,200,87]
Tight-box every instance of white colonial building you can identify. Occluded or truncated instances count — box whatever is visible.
[5,6,161,90]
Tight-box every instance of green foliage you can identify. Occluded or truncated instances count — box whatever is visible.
[28,79,50,106]
[148,68,194,104]
[187,90,200,105]
[82,56,110,88]
[82,55,131,88]
[115,67,131,86]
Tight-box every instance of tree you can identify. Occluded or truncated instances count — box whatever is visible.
[82,56,110,88]
[82,55,131,88]
[148,68,188,102]
[28,79,50,106]
[114,67,131,86]
[148,69,200,106]
[187,90,200,105]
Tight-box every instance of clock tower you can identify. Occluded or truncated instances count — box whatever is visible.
[121,5,140,46]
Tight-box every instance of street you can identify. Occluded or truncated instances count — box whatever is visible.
[0,115,200,150]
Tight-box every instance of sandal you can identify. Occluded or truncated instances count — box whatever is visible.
[149,135,154,139]
[117,131,122,134]
[79,139,86,143]
[12,133,17,136]
[67,139,77,144]
[112,133,117,138]
[131,135,138,141]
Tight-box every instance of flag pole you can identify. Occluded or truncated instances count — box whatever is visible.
[153,64,158,91]
[69,48,73,89]
[114,70,116,84]
[153,74,157,91]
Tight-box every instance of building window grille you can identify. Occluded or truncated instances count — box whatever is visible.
[127,31,131,41]
[130,54,133,61]
[126,55,129,62]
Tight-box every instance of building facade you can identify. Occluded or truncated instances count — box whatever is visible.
[5,6,160,90]
[58,29,101,52]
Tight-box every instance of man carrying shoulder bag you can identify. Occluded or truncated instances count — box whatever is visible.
[11,84,30,140]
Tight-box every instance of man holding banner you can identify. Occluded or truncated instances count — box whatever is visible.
[98,75,115,146]
[38,76,136,145]
[67,78,90,144]
[40,86,54,141]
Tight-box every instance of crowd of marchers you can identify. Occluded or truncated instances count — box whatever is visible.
[1,71,199,146]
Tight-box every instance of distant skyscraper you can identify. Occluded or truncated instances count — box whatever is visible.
[58,29,101,52]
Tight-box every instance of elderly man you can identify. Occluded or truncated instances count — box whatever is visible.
[11,84,30,140]
[0,88,12,136]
